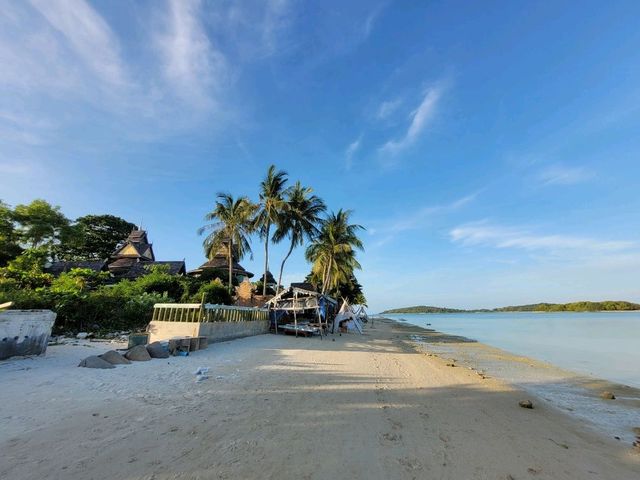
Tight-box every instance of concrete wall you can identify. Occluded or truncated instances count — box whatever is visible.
[0,310,57,360]
[197,320,270,342]
[147,321,200,343]
[148,320,270,344]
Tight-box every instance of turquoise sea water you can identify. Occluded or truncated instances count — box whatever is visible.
[383,312,640,388]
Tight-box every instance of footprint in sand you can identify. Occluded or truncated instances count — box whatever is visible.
[398,456,423,471]
[381,432,403,444]
[388,419,403,430]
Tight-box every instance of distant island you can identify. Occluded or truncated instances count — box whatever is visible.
[382,301,640,314]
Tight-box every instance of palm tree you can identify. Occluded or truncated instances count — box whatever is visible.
[255,165,288,296]
[305,209,364,295]
[198,193,257,295]
[273,182,326,293]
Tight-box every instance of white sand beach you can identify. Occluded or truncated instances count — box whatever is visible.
[1,318,639,480]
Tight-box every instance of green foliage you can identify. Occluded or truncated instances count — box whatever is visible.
[334,274,367,306]
[0,200,22,266]
[0,248,53,289]
[273,181,326,291]
[56,214,136,261]
[305,209,364,295]
[382,305,468,314]
[13,199,70,249]
[255,165,289,295]
[52,289,168,333]
[494,301,640,312]
[191,279,233,305]
[253,280,276,296]
[384,301,640,314]
[50,268,109,295]
[199,193,258,294]
[134,264,186,300]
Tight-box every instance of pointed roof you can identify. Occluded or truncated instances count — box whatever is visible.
[260,270,276,285]
[111,229,155,261]
[188,254,254,278]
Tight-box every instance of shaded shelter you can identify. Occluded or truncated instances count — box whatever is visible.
[266,284,337,336]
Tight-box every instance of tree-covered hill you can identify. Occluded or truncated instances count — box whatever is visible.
[381,305,469,314]
[382,301,640,314]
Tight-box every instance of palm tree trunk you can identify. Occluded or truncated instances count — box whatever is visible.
[322,257,332,294]
[321,260,329,293]
[228,240,233,296]
[276,238,296,295]
[263,221,270,296]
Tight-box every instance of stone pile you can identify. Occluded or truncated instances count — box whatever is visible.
[79,342,170,368]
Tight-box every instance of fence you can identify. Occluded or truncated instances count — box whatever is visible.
[152,303,269,323]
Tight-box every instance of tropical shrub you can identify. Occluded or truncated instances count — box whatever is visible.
[192,280,233,305]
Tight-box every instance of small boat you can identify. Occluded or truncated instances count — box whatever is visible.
[281,323,320,337]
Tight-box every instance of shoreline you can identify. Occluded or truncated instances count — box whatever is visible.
[1,318,639,479]
[382,310,640,314]
[382,316,640,445]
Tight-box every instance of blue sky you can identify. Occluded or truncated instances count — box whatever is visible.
[2,1,640,312]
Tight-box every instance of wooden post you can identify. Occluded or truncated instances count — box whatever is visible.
[293,291,298,337]
[316,305,323,339]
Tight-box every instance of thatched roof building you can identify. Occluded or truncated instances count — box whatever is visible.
[107,229,185,278]
[45,260,107,276]
[45,228,186,280]
[188,242,253,282]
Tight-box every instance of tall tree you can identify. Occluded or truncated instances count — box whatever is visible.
[13,199,69,251]
[305,209,364,295]
[198,193,257,295]
[273,182,326,293]
[0,201,22,266]
[57,214,136,260]
[255,165,288,296]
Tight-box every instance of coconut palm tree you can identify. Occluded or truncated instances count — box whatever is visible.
[273,182,326,293]
[255,165,288,296]
[198,193,257,295]
[305,209,364,295]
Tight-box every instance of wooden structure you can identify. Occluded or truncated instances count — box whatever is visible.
[188,243,254,283]
[45,228,185,280]
[266,284,337,336]
[151,303,269,323]
[108,229,185,279]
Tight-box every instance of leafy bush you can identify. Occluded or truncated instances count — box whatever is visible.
[192,279,232,305]
[134,265,185,300]
[50,268,109,295]
[0,248,52,289]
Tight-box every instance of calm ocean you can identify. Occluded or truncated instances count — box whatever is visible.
[383,311,640,388]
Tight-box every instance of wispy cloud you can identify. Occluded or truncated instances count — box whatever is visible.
[379,84,444,157]
[537,164,595,186]
[375,98,402,120]
[155,0,227,108]
[450,221,634,252]
[370,192,477,247]
[29,0,128,88]
[344,135,362,170]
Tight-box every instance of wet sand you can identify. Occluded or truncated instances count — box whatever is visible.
[1,317,639,479]
[401,321,640,444]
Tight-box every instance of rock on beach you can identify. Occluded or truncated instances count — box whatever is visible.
[78,356,115,369]
[125,345,152,361]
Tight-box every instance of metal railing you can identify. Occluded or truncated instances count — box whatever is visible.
[152,303,269,323]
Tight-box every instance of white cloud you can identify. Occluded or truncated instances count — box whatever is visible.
[538,164,595,186]
[155,0,227,108]
[28,0,128,88]
[375,98,402,120]
[344,135,362,170]
[369,192,477,248]
[379,84,444,156]
[450,222,634,252]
